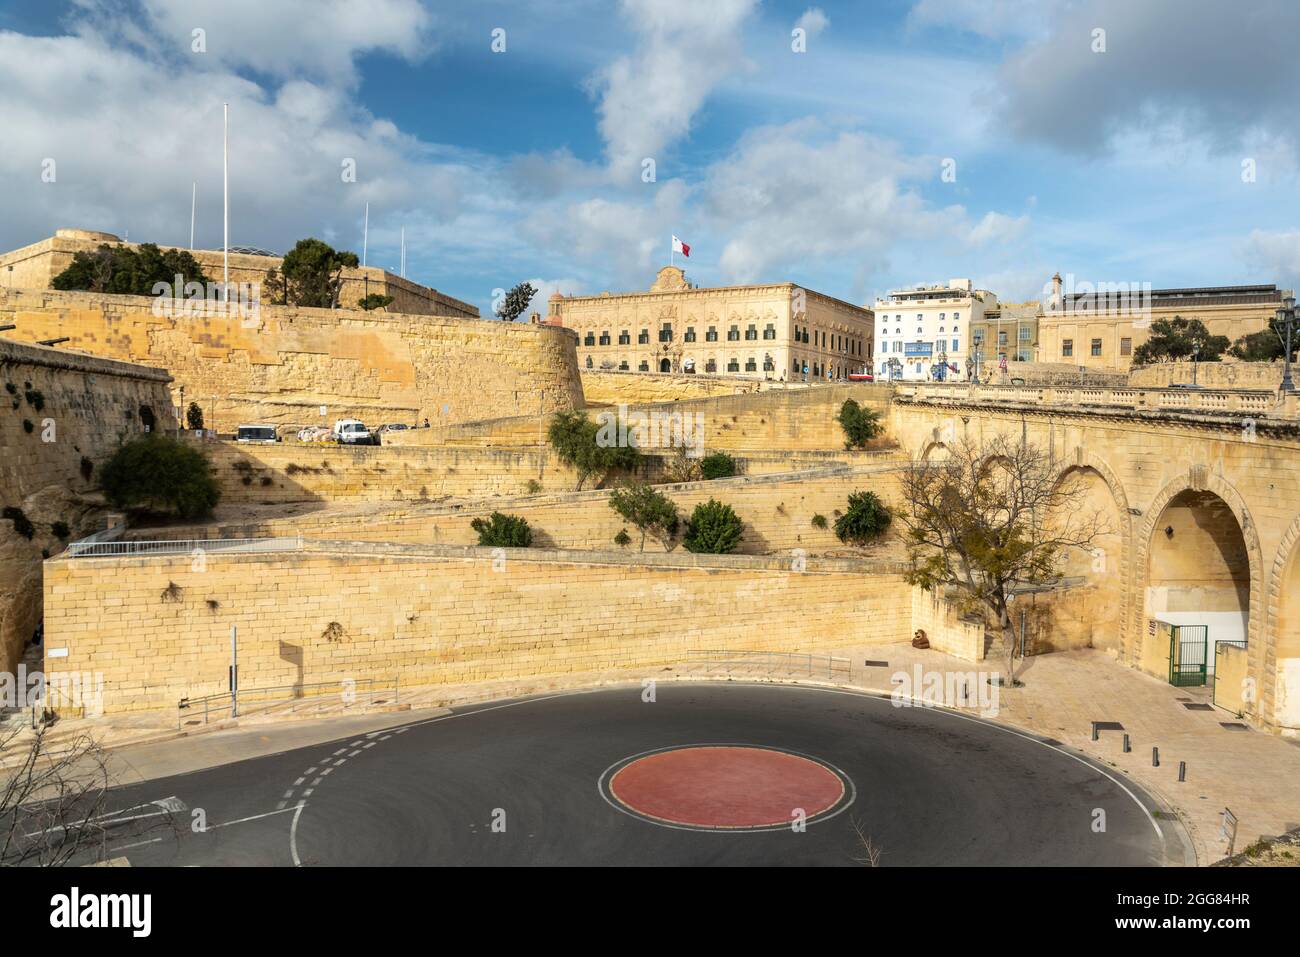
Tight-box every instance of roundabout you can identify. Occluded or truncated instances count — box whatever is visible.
[98,682,1175,867]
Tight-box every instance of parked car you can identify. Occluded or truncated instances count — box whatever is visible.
[847,372,875,382]
[332,419,378,445]
[236,424,280,443]
[376,423,410,434]
[296,426,331,443]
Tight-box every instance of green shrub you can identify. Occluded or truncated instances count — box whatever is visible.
[22,419,34,434]
[51,520,70,540]
[834,491,892,544]
[608,481,678,551]
[836,398,883,450]
[2,506,35,540]
[547,410,639,489]
[811,513,828,529]
[24,388,44,411]
[185,402,205,431]
[699,451,737,480]
[683,499,744,554]
[99,434,220,519]
[470,511,533,548]
[79,456,94,481]
[526,478,543,494]
[614,528,632,547]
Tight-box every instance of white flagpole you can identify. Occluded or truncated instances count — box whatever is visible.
[670,236,674,269]
[190,182,196,250]
[400,227,405,278]
[222,103,229,297]
[362,202,369,267]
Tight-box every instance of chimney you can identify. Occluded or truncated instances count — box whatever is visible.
[1050,272,1062,312]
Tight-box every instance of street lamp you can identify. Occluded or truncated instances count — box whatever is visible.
[1279,296,1298,392]
[1191,337,1201,386]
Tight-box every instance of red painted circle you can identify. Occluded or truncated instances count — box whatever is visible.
[609,746,845,829]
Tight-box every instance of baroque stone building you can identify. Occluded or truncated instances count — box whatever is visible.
[547,266,874,381]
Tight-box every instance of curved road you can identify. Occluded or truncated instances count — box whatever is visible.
[94,683,1172,866]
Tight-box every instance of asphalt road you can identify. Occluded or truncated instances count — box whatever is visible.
[81,683,1171,866]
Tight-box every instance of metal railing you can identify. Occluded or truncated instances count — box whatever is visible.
[65,535,304,558]
[176,676,399,728]
[683,649,852,681]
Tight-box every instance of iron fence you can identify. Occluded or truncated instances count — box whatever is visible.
[65,535,304,558]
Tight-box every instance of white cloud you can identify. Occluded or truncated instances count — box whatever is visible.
[588,0,757,178]
[134,0,434,84]
[1242,230,1300,288]
[795,8,829,38]
[968,211,1029,247]
[990,0,1300,158]
[701,118,995,286]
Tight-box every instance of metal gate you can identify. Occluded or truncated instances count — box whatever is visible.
[1169,624,1209,687]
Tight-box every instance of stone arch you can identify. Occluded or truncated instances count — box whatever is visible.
[1048,454,1134,657]
[1134,471,1264,716]
[1264,512,1300,734]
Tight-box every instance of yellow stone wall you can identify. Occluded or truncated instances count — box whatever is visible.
[0,338,176,672]
[160,460,907,557]
[1127,361,1287,390]
[0,288,583,433]
[0,230,478,318]
[41,545,911,715]
[887,393,1300,733]
[580,369,764,405]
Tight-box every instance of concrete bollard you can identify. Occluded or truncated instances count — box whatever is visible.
[1123,733,1130,753]
[1178,761,1186,782]
[1152,746,1160,767]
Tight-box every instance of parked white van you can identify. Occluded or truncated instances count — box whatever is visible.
[332,419,377,445]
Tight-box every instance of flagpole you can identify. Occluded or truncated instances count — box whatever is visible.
[670,235,674,269]
[190,182,196,250]
[222,103,229,298]
[362,202,369,267]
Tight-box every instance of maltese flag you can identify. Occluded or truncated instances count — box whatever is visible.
[672,235,690,258]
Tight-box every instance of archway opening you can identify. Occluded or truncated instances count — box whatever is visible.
[1034,466,1124,654]
[1145,490,1249,686]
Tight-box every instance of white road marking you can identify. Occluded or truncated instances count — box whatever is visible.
[290,801,306,866]
[208,806,300,830]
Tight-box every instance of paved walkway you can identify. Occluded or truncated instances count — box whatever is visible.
[6,643,1299,865]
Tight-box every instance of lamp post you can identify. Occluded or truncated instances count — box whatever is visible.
[1279,296,1298,393]
[1191,337,1201,386]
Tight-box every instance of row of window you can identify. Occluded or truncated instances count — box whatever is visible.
[879,312,962,323]
[1060,337,1133,358]
[585,356,778,373]
[878,339,961,354]
[972,327,1034,345]
[579,324,864,356]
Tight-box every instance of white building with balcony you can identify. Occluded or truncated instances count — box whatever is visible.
[872,279,998,381]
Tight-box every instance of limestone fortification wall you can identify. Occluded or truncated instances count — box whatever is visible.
[151,457,906,556]
[42,544,911,715]
[0,230,478,318]
[387,382,893,453]
[0,288,584,433]
[0,338,176,672]
[580,369,764,405]
[1127,360,1287,390]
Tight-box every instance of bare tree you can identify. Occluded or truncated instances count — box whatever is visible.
[898,432,1104,683]
[850,816,883,866]
[1,723,178,867]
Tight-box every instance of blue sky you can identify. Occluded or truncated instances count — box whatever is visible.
[1,0,1298,317]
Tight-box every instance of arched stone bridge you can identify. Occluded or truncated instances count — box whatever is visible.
[888,383,1300,736]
